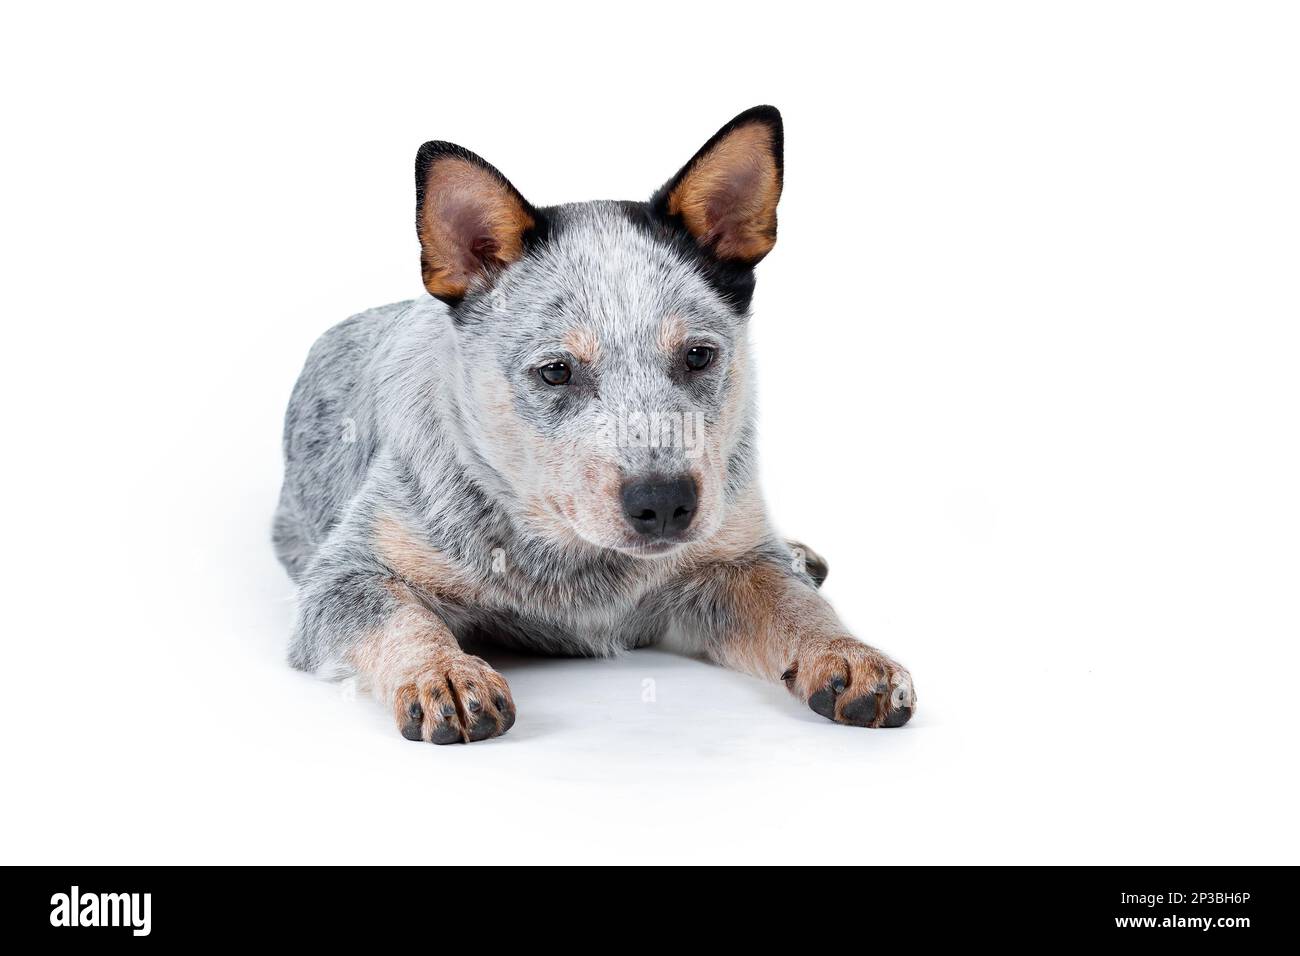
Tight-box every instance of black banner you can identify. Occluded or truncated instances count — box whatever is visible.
[7,866,1288,944]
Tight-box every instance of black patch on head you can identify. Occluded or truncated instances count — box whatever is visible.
[621,201,759,313]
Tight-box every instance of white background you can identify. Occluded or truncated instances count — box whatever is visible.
[2,1,1297,864]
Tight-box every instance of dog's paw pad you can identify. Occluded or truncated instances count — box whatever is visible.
[467,712,498,741]
[808,687,837,720]
[838,690,881,727]
[399,700,425,740]
[882,707,912,728]
[430,722,463,745]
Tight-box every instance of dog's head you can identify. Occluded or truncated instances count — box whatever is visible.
[416,107,782,557]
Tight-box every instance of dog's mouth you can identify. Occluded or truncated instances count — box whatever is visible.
[537,484,716,558]
[608,516,723,558]
[611,537,689,558]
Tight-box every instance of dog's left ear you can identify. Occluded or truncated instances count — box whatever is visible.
[651,105,784,264]
[415,142,540,303]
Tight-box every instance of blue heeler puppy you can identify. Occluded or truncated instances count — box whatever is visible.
[275,106,915,743]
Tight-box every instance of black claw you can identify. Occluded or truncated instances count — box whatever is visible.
[830,675,847,694]
[431,723,463,745]
[466,697,482,714]
[808,687,837,720]
[407,700,423,721]
[840,694,879,727]
[440,703,457,719]
[400,718,424,741]
[781,666,797,682]
[882,706,913,728]
[493,693,508,712]
[467,713,497,742]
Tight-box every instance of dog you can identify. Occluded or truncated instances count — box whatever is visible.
[274,106,915,743]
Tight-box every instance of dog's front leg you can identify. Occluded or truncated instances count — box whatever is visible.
[291,550,514,744]
[353,585,516,744]
[682,551,915,728]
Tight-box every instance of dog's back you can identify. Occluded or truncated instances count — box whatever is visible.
[273,300,411,580]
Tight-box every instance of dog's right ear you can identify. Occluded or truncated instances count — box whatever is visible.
[415,143,540,304]
[651,106,784,265]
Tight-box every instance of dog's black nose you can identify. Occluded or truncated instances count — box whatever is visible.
[621,476,698,539]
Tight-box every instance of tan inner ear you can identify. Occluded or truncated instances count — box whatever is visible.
[667,122,781,263]
[419,157,534,299]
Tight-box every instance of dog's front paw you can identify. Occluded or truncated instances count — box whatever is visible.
[781,638,915,728]
[392,651,516,744]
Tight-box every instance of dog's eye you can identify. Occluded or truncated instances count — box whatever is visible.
[537,361,571,386]
[684,346,714,371]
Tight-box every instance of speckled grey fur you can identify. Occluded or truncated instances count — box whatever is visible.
[276,201,793,670]
[273,108,916,735]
